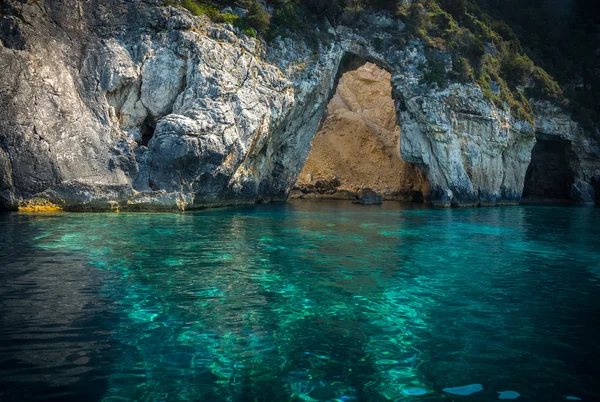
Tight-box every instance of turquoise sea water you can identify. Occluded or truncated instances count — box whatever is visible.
[1,201,599,401]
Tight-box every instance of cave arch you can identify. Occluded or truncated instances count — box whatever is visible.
[521,137,576,204]
[291,55,429,203]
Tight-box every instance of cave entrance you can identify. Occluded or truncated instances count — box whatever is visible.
[292,56,428,203]
[140,115,156,147]
[521,138,576,204]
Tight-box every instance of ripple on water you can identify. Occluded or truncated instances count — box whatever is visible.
[0,203,599,401]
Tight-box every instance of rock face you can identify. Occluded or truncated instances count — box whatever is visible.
[0,0,598,210]
[352,188,383,205]
[293,63,429,202]
[398,84,535,207]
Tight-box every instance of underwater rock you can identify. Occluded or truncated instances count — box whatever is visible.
[498,390,521,399]
[401,387,428,396]
[308,386,338,400]
[443,384,484,396]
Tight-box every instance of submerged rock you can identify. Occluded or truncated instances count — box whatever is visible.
[498,390,521,399]
[401,387,428,396]
[443,384,484,396]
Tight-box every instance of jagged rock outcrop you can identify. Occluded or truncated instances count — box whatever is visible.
[1,0,598,210]
[293,62,429,202]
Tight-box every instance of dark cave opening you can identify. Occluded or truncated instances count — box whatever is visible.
[140,116,156,147]
[522,138,576,203]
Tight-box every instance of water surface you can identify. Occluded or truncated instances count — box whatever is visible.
[1,201,599,401]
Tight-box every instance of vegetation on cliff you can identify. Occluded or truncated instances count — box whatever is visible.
[165,0,595,132]
[478,0,599,135]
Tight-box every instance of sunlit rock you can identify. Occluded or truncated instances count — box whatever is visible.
[294,63,429,202]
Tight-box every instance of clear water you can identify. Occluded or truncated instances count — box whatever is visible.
[1,201,599,401]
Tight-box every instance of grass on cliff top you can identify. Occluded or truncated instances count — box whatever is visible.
[167,0,330,53]
[163,0,260,37]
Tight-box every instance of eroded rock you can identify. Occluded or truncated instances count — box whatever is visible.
[353,188,383,205]
[0,0,597,210]
[295,63,429,202]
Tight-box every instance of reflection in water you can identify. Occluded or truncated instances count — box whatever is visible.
[0,203,599,401]
[0,214,114,401]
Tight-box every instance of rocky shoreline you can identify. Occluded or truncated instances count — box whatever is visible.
[290,178,422,203]
[1,0,598,211]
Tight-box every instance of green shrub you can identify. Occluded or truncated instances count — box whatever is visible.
[269,2,302,33]
[180,0,207,16]
[453,56,473,82]
[215,12,239,25]
[175,0,266,37]
[246,0,271,34]
[422,54,447,85]
[406,3,426,36]
[428,9,453,37]
[300,0,345,21]
[178,0,232,22]
[439,0,467,22]
[462,14,493,42]
[453,29,484,65]
[492,20,518,44]
[500,53,534,87]
[244,27,258,37]
[265,0,330,48]
[526,66,563,102]
[231,17,256,37]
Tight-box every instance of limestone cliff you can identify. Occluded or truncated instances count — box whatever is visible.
[293,63,428,201]
[0,0,598,210]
